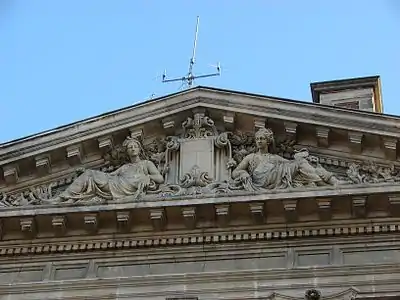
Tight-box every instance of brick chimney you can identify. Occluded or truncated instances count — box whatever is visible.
[310,76,383,113]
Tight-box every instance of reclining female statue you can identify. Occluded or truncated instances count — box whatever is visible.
[52,135,164,204]
[231,127,338,191]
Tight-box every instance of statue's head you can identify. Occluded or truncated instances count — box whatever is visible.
[254,127,275,151]
[123,136,142,158]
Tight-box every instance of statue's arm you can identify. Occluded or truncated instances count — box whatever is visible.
[232,155,251,179]
[146,161,164,184]
[110,166,122,175]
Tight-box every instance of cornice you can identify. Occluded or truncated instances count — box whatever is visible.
[0,183,398,242]
[0,216,399,257]
[197,93,399,136]
[0,182,397,217]
[0,94,203,164]
[0,88,399,165]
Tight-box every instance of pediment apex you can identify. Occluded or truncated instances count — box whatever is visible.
[1,87,399,159]
[0,87,399,191]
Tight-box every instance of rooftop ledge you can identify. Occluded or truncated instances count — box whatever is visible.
[0,182,398,218]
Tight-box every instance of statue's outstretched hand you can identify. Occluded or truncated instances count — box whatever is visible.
[238,171,251,182]
[143,175,151,187]
[226,158,237,170]
[161,164,170,176]
[294,149,309,160]
[75,167,86,176]
[137,175,151,193]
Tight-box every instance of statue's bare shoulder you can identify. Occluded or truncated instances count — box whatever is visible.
[145,160,159,172]
[238,153,255,167]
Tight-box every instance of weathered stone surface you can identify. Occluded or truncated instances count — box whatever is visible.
[249,202,265,224]
[316,126,330,147]
[0,82,399,299]
[97,135,113,153]
[150,208,165,231]
[2,165,18,184]
[253,117,266,130]
[283,199,298,222]
[19,217,36,237]
[83,213,98,232]
[223,111,235,131]
[0,236,398,299]
[215,204,230,227]
[317,198,332,220]
[116,211,131,231]
[66,144,82,166]
[50,135,164,205]
[34,154,51,175]
[181,206,196,229]
[284,121,298,141]
[51,215,67,235]
[348,131,364,154]
[383,137,398,160]
[352,196,367,218]
[230,127,342,192]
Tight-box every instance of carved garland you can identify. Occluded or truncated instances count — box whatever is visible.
[0,159,398,207]
[1,121,399,207]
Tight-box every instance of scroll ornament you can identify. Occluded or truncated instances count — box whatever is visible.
[0,126,399,207]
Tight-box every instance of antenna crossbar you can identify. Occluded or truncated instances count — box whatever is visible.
[161,16,221,89]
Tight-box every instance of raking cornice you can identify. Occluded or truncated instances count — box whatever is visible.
[1,86,399,165]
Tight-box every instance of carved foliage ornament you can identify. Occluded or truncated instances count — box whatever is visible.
[347,161,399,184]
[182,113,218,139]
[266,288,358,300]
[0,184,54,207]
[1,123,399,207]
[155,112,235,196]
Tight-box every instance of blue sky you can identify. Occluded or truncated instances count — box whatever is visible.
[1,1,399,143]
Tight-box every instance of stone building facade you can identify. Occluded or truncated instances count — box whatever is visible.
[0,76,399,300]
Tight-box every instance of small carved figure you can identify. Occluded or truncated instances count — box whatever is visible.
[346,162,399,184]
[0,192,10,207]
[50,135,164,204]
[231,127,338,191]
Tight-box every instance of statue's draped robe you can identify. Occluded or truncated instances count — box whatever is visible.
[245,153,326,190]
[59,161,151,201]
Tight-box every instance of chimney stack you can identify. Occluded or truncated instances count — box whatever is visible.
[310,76,383,113]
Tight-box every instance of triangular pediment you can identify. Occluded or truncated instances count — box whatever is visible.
[0,86,398,189]
[0,86,399,241]
[1,86,399,161]
[0,86,398,300]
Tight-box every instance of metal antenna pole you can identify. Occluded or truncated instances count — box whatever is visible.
[187,16,199,87]
[162,16,221,89]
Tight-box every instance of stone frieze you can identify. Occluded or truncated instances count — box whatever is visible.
[0,111,399,208]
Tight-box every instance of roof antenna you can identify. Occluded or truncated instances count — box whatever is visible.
[162,16,221,89]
